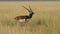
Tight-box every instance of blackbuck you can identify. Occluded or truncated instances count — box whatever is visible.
[14,6,34,22]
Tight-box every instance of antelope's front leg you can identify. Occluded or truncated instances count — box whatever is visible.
[25,19,30,23]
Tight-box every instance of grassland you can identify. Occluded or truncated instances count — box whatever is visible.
[0,1,60,34]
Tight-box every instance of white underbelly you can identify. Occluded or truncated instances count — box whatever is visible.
[18,19,30,22]
[18,19,25,22]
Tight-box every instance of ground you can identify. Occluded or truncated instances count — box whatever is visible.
[0,1,60,34]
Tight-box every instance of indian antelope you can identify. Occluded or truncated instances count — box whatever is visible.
[14,6,34,23]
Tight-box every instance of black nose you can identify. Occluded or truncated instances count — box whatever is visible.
[33,13,34,14]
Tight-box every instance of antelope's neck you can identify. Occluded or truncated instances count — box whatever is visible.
[29,14,33,18]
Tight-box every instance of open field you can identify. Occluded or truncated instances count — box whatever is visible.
[0,1,60,34]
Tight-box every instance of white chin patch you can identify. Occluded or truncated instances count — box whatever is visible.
[18,19,25,22]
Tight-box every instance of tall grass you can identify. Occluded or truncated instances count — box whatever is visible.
[0,2,60,34]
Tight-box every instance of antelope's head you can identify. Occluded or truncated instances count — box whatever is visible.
[22,6,34,15]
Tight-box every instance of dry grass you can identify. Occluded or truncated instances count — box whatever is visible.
[0,1,60,34]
